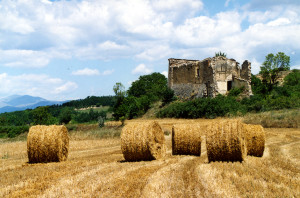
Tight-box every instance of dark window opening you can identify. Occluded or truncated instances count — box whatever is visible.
[197,69,200,77]
[227,81,232,91]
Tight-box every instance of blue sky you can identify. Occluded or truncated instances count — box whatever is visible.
[0,0,300,101]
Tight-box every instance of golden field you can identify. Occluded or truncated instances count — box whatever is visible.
[0,119,300,198]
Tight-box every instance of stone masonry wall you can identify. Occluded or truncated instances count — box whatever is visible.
[168,57,252,99]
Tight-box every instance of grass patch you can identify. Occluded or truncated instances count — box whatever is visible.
[69,126,122,140]
[243,108,300,128]
[76,106,110,113]
[0,132,28,143]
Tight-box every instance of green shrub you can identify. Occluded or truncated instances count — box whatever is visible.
[0,125,29,138]
[98,116,105,128]
[73,109,107,123]
[157,95,245,119]
[228,87,244,97]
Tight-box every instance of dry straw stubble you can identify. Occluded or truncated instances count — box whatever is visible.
[27,125,69,163]
[121,121,166,161]
[172,124,202,156]
[243,123,265,157]
[206,120,246,162]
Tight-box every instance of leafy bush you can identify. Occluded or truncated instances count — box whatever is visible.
[228,87,244,97]
[0,126,29,138]
[284,70,300,86]
[73,109,107,123]
[58,107,74,124]
[98,116,105,128]
[113,73,174,120]
[127,72,168,101]
[157,95,246,119]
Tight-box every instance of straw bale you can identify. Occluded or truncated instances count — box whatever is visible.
[121,121,166,161]
[27,125,69,163]
[206,120,246,162]
[172,124,202,156]
[243,124,265,157]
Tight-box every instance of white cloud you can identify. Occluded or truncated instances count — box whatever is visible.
[0,0,204,62]
[102,69,115,75]
[267,18,291,26]
[72,68,100,76]
[174,11,242,47]
[0,0,300,87]
[0,49,50,68]
[136,45,172,61]
[161,71,168,78]
[0,12,34,34]
[249,58,261,74]
[132,64,152,75]
[97,41,127,50]
[72,68,114,76]
[0,73,77,100]
[54,81,78,94]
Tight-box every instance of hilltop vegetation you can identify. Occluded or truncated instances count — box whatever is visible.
[0,96,115,138]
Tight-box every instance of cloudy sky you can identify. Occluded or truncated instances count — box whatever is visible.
[0,0,300,101]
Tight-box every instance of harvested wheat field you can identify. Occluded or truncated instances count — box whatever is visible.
[1,119,300,198]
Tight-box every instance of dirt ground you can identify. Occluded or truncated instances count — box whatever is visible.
[0,120,299,198]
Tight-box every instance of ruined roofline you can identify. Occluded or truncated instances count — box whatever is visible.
[168,58,200,61]
[169,57,240,63]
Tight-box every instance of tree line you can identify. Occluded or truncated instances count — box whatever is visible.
[0,96,114,138]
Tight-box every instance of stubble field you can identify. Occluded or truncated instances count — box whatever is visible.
[0,119,299,198]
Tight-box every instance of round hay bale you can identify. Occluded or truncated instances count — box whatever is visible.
[243,124,265,157]
[206,120,246,162]
[172,124,202,156]
[121,121,166,161]
[27,125,69,163]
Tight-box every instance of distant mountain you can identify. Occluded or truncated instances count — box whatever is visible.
[0,95,67,113]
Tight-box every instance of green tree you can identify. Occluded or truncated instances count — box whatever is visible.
[251,74,268,96]
[127,72,169,102]
[58,107,73,124]
[284,69,300,86]
[31,106,56,125]
[260,52,290,89]
[112,73,174,120]
[215,51,227,57]
[113,82,126,97]
[112,82,126,120]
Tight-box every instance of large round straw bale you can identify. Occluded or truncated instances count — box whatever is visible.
[172,124,202,156]
[242,124,265,157]
[27,125,69,163]
[121,121,166,161]
[206,120,246,162]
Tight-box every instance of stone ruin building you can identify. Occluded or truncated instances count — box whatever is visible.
[168,56,252,99]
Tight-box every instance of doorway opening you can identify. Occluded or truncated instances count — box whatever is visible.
[227,81,232,91]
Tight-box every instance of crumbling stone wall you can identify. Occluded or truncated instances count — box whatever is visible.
[168,56,252,99]
[168,58,215,98]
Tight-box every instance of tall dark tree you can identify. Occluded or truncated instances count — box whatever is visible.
[58,107,73,124]
[112,82,126,120]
